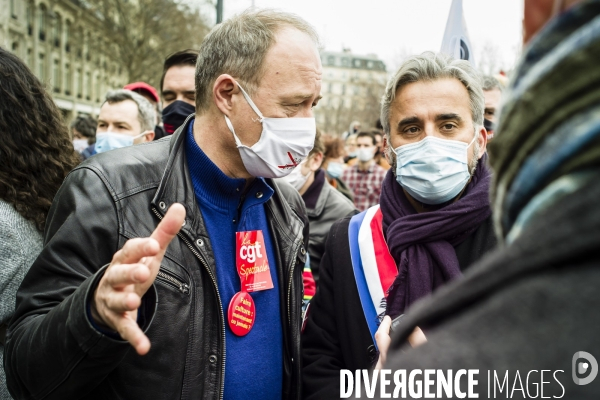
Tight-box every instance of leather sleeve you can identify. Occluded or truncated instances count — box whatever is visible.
[301,219,347,399]
[5,166,157,400]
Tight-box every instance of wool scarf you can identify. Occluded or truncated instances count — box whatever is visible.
[380,155,492,318]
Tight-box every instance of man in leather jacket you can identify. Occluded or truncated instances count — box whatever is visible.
[5,10,321,400]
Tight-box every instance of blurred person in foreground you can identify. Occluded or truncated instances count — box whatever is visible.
[160,49,199,135]
[302,52,496,399]
[0,47,79,399]
[124,81,166,141]
[379,1,600,397]
[5,9,317,399]
[282,129,357,285]
[321,134,354,201]
[70,114,98,160]
[341,130,387,211]
[94,89,155,154]
[482,75,504,140]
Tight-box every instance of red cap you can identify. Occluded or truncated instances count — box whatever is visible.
[123,82,159,103]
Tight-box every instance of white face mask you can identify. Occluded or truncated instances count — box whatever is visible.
[224,82,316,178]
[73,139,89,153]
[283,160,311,191]
[394,135,477,205]
[357,147,375,162]
[95,131,151,154]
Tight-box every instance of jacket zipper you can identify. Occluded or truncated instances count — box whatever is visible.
[287,247,301,325]
[156,270,190,295]
[152,207,226,400]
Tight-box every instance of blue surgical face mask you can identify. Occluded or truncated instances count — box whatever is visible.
[394,135,477,205]
[95,131,150,154]
[327,162,345,179]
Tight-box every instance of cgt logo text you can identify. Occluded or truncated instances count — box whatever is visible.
[339,351,597,399]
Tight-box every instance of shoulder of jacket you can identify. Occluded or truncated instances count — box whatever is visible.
[73,139,172,195]
[322,181,357,212]
[270,179,307,217]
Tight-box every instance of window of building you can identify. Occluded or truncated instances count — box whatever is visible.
[12,42,18,52]
[39,4,47,41]
[10,0,17,19]
[26,2,33,36]
[75,68,81,98]
[65,63,71,95]
[86,71,91,100]
[327,56,335,66]
[27,48,32,67]
[53,59,60,93]
[38,53,45,81]
[96,73,101,102]
[65,20,71,52]
[341,84,346,95]
[354,59,361,67]
[53,13,61,48]
[367,61,374,69]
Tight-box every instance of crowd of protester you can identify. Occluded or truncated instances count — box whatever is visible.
[1,0,599,398]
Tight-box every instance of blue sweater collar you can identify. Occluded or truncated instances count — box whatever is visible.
[185,119,273,211]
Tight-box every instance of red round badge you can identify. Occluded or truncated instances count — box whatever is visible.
[227,291,255,336]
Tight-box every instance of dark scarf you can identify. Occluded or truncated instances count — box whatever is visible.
[380,156,491,318]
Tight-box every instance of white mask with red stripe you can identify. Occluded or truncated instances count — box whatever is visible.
[224,82,316,178]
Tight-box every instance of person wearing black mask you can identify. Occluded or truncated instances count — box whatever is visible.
[160,49,199,134]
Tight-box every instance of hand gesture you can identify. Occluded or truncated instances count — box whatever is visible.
[91,203,186,355]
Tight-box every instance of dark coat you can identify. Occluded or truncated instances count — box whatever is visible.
[379,176,600,399]
[5,117,308,400]
[304,171,357,283]
[301,214,496,399]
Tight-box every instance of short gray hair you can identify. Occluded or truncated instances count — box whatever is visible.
[194,9,320,113]
[103,89,156,132]
[380,52,484,137]
[482,75,503,92]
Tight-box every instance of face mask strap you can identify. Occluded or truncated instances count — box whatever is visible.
[224,115,243,147]
[236,82,264,122]
[467,134,478,148]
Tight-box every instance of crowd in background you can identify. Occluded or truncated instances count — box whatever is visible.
[1,1,600,398]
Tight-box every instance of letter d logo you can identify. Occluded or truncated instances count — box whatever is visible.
[572,351,598,385]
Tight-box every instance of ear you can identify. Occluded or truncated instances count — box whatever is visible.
[143,131,155,143]
[383,136,392,163]
[213,74,239,116]
[308,152,324,172]
[477,125,487,159]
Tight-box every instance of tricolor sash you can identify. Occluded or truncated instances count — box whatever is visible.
[348,205,397,349]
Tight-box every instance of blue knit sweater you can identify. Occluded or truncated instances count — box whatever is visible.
[185,121,283,399]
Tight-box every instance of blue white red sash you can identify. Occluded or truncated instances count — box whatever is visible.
[348,205,397,348]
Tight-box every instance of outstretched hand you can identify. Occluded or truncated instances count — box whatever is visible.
[91,203,186,355]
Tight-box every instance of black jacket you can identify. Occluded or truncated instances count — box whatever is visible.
[301,215,496,399]
[5,118,308,400]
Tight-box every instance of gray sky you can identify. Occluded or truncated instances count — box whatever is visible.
[199,0,524,74]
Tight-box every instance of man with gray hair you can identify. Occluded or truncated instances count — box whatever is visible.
[482,75,504,139]
[6,9,319,399]
[93,89,156,154]
[301,52,497,399]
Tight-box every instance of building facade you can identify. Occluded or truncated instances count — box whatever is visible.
[315,49,388,135]
[0,0,127,121]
